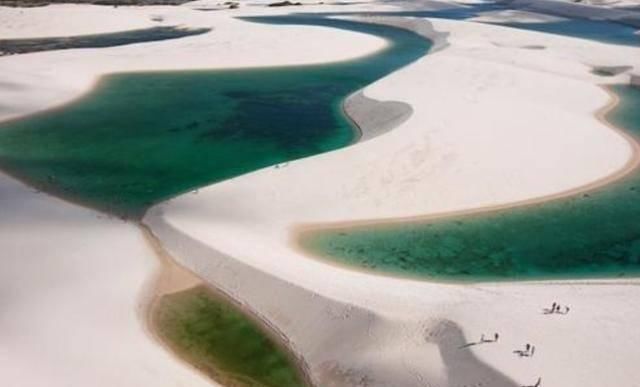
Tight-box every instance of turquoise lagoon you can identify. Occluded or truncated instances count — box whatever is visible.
[304,85,640,281]
[0,17,431,218]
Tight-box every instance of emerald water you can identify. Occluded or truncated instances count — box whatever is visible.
[304,85,640,281]
[0,16,430,218]
[154,286,307,387]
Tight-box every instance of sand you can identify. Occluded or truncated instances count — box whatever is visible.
[0,2,390,387]
[0,4,158,39]
[0,170,221,387]
[146,6,640,387]
[3,0,640,386]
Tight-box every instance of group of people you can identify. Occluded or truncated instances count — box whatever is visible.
[459,332,499,348]
[543,301,570,315]
[480,333,499,343]
[459,331,541,386]
[513,343,536,358]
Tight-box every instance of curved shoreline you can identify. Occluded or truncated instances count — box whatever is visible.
[340,18,448,142]
[294,84,640,276]
[0,13,390,124]
[140,224,315,387]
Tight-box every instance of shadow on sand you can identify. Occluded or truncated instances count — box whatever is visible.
[425,319,519,387]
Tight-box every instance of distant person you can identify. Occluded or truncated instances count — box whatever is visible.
[522,377,542,387]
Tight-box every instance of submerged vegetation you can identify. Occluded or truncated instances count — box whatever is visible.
[153,286,307,387]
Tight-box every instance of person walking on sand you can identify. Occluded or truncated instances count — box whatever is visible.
[494,333,499,342]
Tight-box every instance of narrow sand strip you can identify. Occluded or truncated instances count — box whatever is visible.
[343,91,413,142]
[141,226,313,387]
[342,17,448,142]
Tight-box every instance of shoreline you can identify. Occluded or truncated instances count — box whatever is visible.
[140,224,315,387]
[0,22,394,219]
[294,85,640,282]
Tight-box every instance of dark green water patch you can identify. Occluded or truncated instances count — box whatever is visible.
[153,286,308,387]
[303,85,640,281]
[0,26,211,56]
[0,16,430,218]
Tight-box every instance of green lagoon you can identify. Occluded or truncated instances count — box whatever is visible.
[0,16,430,218]
[154,286,307,387]
[304,85,640,281]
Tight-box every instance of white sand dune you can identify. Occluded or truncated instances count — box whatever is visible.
[3,1,640,386]
[145,10,640,387]
[0,4,157,39]
[0,172,221,387]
